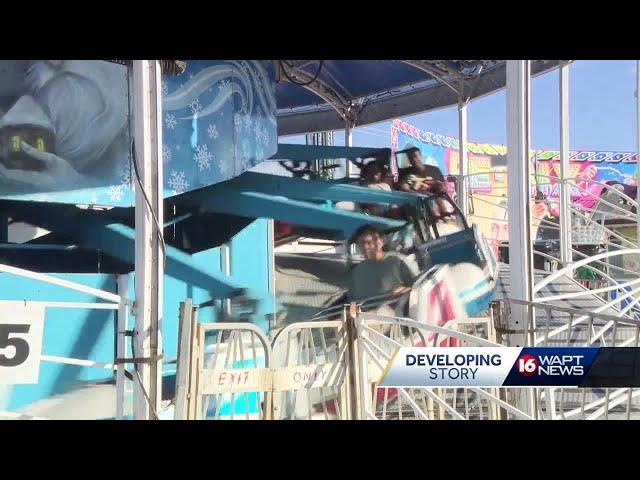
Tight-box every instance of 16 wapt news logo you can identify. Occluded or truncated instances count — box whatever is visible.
[496,348,597,387]
[515,353,584,378]
[378,347,605,388]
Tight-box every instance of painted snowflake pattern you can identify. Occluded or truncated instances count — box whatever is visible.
[165,113,177,130]
[218,157,232,178]
[189,97,202,115]
[218,79,231,93]
[207,124,219,139]
[193,144,213,171]
[163,145,172,164]
[108,185,124,202]
[120,164,131,186]
[168,170,189,194]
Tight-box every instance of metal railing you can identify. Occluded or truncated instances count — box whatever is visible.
[0,263,132,420]
[174,301,352,420]
[354,309,532,420]
[493,298,640,419]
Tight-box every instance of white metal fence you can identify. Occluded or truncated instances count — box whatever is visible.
[0,263,132,420]
[493,298,640,420]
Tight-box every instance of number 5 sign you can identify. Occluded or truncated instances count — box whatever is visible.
[0,302,45,384]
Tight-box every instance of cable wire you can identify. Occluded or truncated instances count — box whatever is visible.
[131,139,167,268]
[279,60,324,86]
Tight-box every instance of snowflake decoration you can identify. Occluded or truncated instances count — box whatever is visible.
[207,124,219,139]
[163,145,172,164]
[243,115,252,131]
[108,185,124,202]
[218,157,232,178]
[218,79,231,93]
[189,97,202,115]
[165,113,177,130]
[162,81,168,96]
[120,164,131,186]
[193,144,213,171]
[168,170,189,194]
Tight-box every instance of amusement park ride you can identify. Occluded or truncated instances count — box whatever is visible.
[0,60,638,420]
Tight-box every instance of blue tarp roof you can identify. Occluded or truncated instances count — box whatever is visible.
[275,60,561,135]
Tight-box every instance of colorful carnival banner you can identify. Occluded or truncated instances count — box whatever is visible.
[391,119,639,258]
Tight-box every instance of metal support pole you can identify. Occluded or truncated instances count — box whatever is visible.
[345,121,353,179]
[266,218,277,334]
[458,95,469,218]
[507,60,537,419]
[132,60,164,420]
[559,62,572,265]
[116,274,130,420]
[220,244,232,318]
[506,60,535,347]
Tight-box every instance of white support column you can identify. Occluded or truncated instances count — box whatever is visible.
[559,62,572,265]
[132,60,164,420]
[458,96,469,218]
[266,218,277,333]
[116,274,130,420]
[344,121,353,178]
[636,61,640,244]
[220,244,232,318]
[506,60,534,347]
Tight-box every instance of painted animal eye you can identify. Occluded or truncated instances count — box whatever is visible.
[11,135,21,151]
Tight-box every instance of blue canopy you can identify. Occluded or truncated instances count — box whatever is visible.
[275,60,560,135]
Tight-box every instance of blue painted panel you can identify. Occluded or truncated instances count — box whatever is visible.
[0,61,132,205]
[230,219,273,333]
[0,220,273,413]
[162,60,277,197]
[0,274,117,411]
[0,60,277,206]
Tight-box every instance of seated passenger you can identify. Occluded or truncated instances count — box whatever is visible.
[396,146,445,194]
[350,226,419,303]
[360,162,392,191]
[358,162,395,216]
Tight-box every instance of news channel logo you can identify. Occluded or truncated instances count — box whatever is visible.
[378,347,607,388]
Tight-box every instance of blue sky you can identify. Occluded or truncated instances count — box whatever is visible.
[280,60,639,153]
